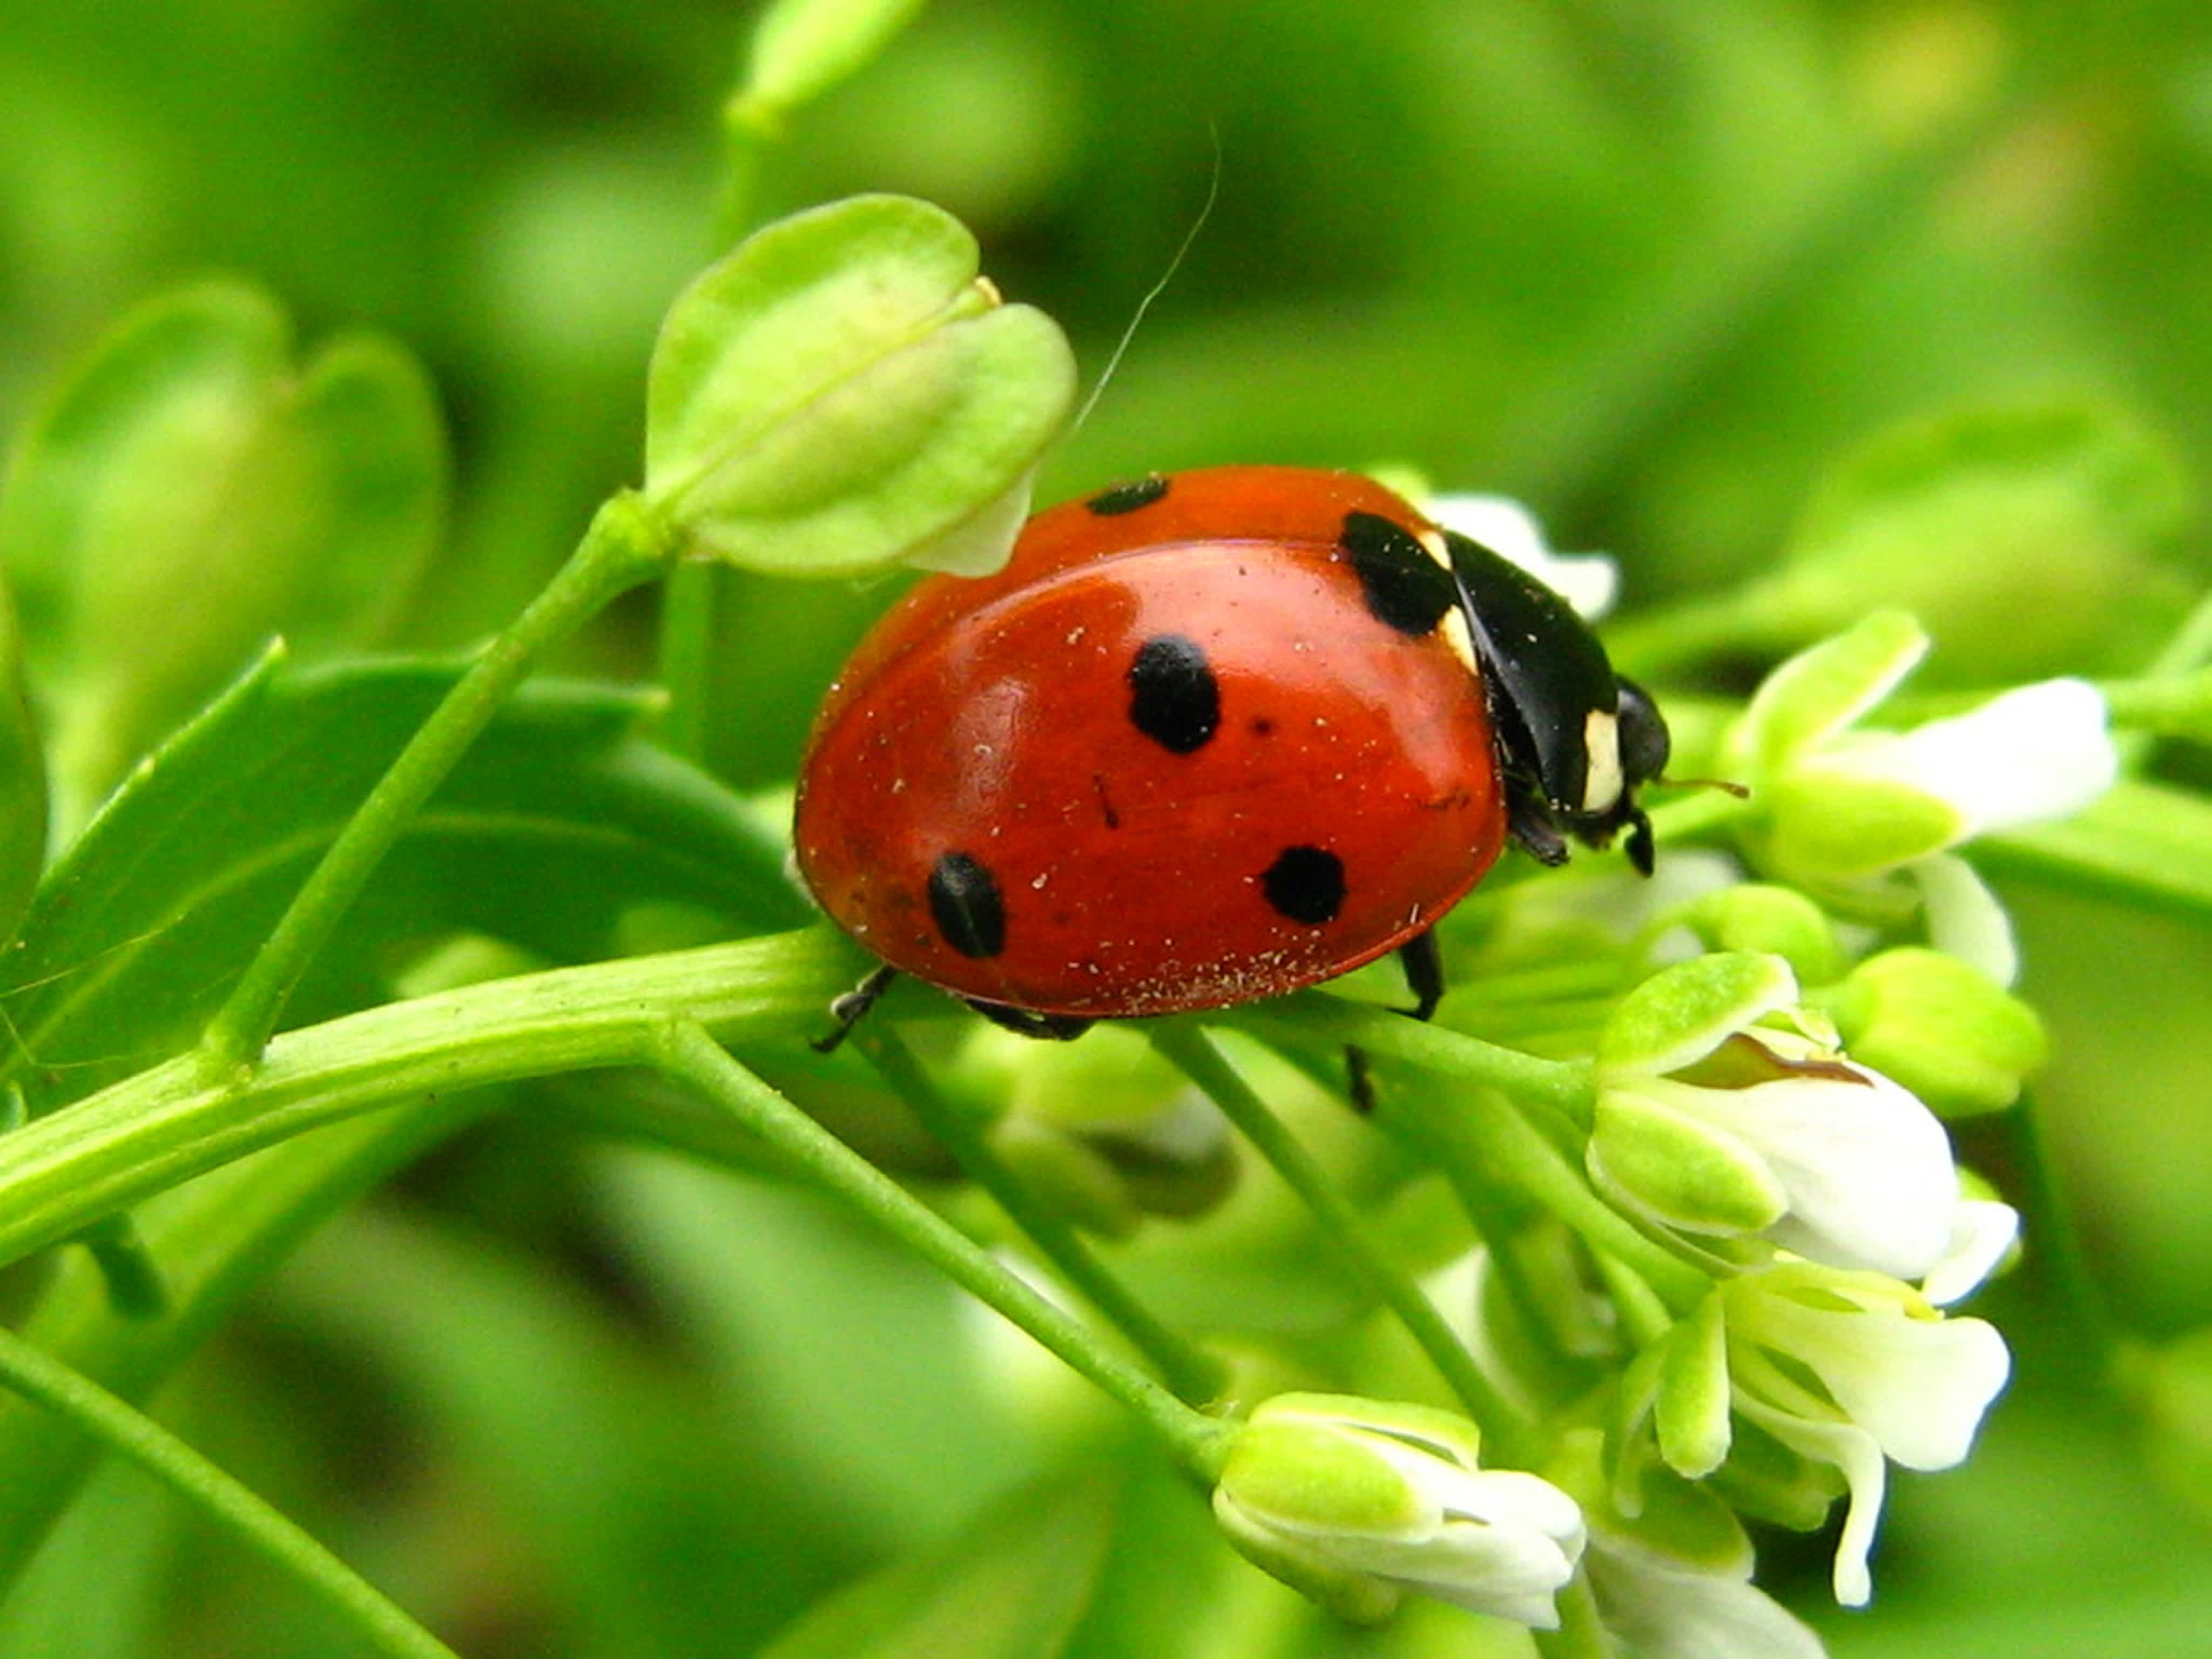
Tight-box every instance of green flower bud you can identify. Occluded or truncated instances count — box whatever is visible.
[642,194,1076,578]
[1727,613,2119,894]
[1823,947,2048,1117]
[1593,954,1976,1283]
[1680,885,1849,987]
[1212,1394,1586,1628]
[729,0,928,137]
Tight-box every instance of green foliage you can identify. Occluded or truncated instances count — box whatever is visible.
[0,4,2207,1658]
[0,281,446,825]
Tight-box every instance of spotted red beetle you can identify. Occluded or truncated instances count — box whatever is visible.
[793,466,1668,1039]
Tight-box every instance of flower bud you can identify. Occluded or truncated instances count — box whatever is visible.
[1725,614,2118,897]
[1591,954,1965,1281]
[1212,1393,1586,1628]
[642,194,1076,578]
[1679,885,1848,987]
[1823,947,2048,1117]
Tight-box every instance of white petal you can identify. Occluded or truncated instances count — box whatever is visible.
[1332,1467,1585,1629]
[1840,679,2117,836]
[1739,1405,1887,1606]
[1587,1544,1831,1659]
[1921,1200,2020,1307]
[1643,1057,1958,1280]
[1749,1294,2011,1471]
[1908,854,2019,987]
[1426,492,1620,619]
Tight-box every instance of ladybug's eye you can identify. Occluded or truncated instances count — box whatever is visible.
[1615,678,1671,787]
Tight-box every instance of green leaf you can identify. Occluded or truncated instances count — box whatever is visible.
[0,655,802,1117]
[0,581,44,949]
[1758,400,2197,683]
[0,279,447,822]
[644,194,1076,577]
[1977,778,2212,925]
[760,1465,1122,1659]
[733,0,932,134]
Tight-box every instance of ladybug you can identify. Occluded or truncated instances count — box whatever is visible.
[793,466,1668,1040]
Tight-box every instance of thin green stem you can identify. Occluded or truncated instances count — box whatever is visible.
[1415,1074,1710,1313]
[1151,1023,1529,1449]
[856,1022,1227,1405]
[200,491,680,1071]
[653,1021,1232,1480]
[1537,1572,1617,1659]
[1235,999,1710,1310]
[0,1325,458,1659]
[2148,585,2212,678]
[654,561,719,762]
[1231,994,1590,1116]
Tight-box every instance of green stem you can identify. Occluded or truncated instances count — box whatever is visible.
[654,561,719,762]
[653,1021,1231,1479]
[1231,994,1590,1116]
[856,1022,1227,1404]
[1419,1076,1709,1313]
[0,928,853,1270]
[1537,1572,1617,1659]
[1151,1023,1529,1448]
[0,1325,458,1659]
[200,491,680,1071]
[1234,999,1709,1310]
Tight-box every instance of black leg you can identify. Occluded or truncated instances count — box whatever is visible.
[1346,1044,1375,1112]
[812,965,899,1053]
[962,997,1094,1041]
[1397,930,1446,1021]
[1624,805,1656,877]
[1505,784,1570,866]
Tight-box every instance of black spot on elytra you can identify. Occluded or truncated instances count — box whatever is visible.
[1249,716,1277,737]
[1262,845,1345,925]
[1341,511,1459,637]
[928,852,1006,958]
[1086,474,1171,516]
[1127,634,1219,754]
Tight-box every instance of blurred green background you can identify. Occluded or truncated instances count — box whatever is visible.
[3,1,2210,1655]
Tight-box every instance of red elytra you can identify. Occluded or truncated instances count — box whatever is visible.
[792,466,1510,1020]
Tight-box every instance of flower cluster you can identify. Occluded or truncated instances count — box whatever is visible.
[1174,512,2120,1654]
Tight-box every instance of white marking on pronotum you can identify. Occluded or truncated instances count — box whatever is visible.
[1581,709,1624,812]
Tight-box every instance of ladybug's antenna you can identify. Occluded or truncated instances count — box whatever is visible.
[1071,120,1223,433]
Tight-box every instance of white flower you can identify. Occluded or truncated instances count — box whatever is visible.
[1212,1393,1586,1628]
[1794,676,2116,853]
[1590,954,1966,1282]
[1721,1266,2011,1606]
[1586,1537,1829,1659]
[1426,492,1620,619]
[1728,613,2121,892]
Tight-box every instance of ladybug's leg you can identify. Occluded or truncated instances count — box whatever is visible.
[1624,805,1656,877]
[962,997,1094,1041]
[1396,929,1446,1022]
[1345,931,1447,1111]
[812,965,900,1054]
[1504,783,1571,867]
